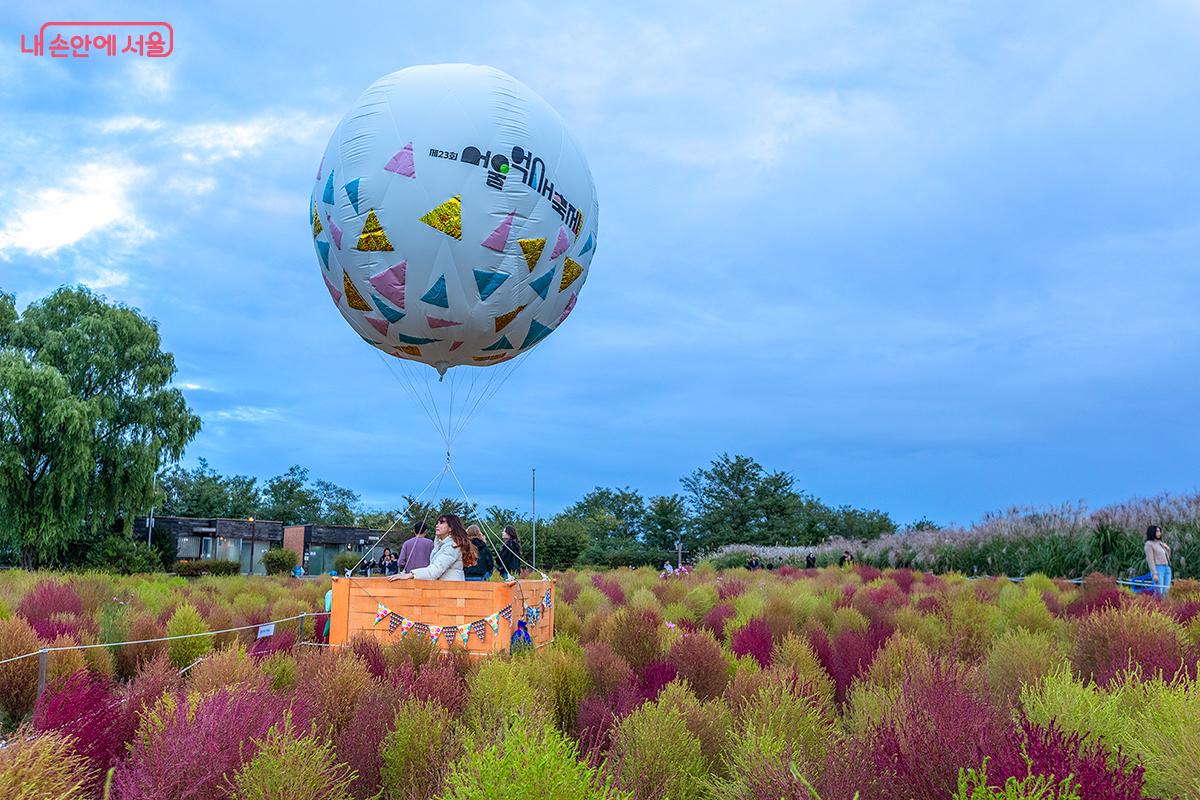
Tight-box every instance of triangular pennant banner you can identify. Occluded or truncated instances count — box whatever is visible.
[384,142,416,178]
[372,294,404,323]
[488,613,500,634]
[474,268,511,301]
[529,268,555,300]
[419,195,462,240]
[461,626,471,645]
[364,316,389,335]
[557,293,577,325]
[399,617,415,636]
[420,275,449,308]
[426,315,461,329]
[481,335,512,352]
[344,178,361,214]
[551,227,570,259]
[500,605,513,623]
[543,590,553,608]
[413,623,429,639]
[444,625,457,643]
[388,613,405,633]
[471,619,487,642]
[323,274,342,305]
[481,210,515,252]
[495,305,526,332]
[428,625,442,644]
[316,240,331,270]
[579,232,594,257]
[343,273,372,311]
[322,170,335,204]
[356,209,393,251]
[518,238,546,272]
[368,261,406,309]
[519,319,553,350]
[560,258,583,292]
[311,201,323,238]
[374,603,391,625]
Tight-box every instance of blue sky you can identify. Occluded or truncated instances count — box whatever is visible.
[1,1,1198,526]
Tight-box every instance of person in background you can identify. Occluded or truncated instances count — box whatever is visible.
[805,553,816,569]
[389,514,477,582]
[499,525,523,578]
[838,550,854,567]
[384,550,399,576]
[463,524,494,581]
[746,555,761,570]
[1145,524,1172,598]
[397,521,434,573]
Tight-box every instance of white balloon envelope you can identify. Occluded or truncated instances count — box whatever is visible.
[312,64,598,375]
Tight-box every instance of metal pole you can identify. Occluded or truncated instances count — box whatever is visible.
[297,612,305,644]
[147,505,154,547]
[247,517,256,576]
[37,649,47,699]
[531,467,537,570]
[676,539,683,569]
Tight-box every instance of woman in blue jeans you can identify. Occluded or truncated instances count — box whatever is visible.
[1145,525,1172,598]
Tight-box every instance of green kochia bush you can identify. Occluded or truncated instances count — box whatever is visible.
[379,700,460,800]
[608,685,709,800]
[442,719,629,800]
[165,602,211,670]
[229,715,356,800]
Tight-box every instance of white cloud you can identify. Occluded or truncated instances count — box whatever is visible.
[98,116,165,134]
[78,268,130,290]
[0,161,152,257]
[210,406,283,423]
[172,113,335,163]
[126,60,174,98]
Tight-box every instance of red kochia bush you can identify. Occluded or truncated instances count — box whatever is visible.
[389,656,469,715]
[111,687,311,800]
[34,670,131,782]
[988,717,1146,800]
[637,661,678,703]
[1072,605,1196,687]
[821,660,1015,800]
[668,630,729,700]
[584,641,634,698]
[592,574,626,605]
[808,624,891,704]
[348,634,388,678]
[335,689,404,799]
[731,617,774,668]
[1066,572,1125,617]
[576,679,642,759]
[18,580,84,623]
[701,602,736,638]
[717,577,746,600]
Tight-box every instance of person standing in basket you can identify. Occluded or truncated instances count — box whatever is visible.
[397,521,434,573]
[1145,524,1172,599]
[390,514,477,581]
[463,524,494,581]
[499,525,523,579]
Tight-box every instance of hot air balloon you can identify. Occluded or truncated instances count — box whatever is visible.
[312,64,598,384]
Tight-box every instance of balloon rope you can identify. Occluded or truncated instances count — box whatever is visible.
[448,461,548,581]
[348,462,447,575]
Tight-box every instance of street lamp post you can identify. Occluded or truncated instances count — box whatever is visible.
[247,517,256,576]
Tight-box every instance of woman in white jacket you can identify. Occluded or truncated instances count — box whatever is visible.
[388,514,477,581]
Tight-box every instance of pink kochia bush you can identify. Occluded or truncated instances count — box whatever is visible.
[668,630,730,700]
[18,579,85,624]
[808,624,892,703]
[989,718,1147,800]
[730,617,775,668]
[591,573,626,605]
[34,670,132,781]
[111,687,311,800]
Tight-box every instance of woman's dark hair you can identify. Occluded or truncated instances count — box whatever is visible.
[439,514,478,567]
[1146,525,1163,541]
[503,525,517,539]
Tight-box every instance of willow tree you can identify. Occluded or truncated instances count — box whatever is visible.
[0,288,200,567]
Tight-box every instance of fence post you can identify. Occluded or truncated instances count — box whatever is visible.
[37,648,48,700]
[296,613,305,644]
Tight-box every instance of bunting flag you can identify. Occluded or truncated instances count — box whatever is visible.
[443,625,458,643]
[399,618,415,636]
[543,590,553,609]
[388,613,405,633]
[374,603,391,625]
[428,624,442,644]
[471,619,487,642]
[487,613,500,634]
[499,605,513,624]
[413,623,429,639]
[461,626,471,645]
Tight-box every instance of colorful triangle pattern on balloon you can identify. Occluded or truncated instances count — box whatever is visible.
[520,320,553,350]
[481,335,513,351]
[364,316,389,335]
[473,268,510,301]
[419,196,462,240]
[316,156,324,181]
[311,201,323,238]
[560,258,583,292]
[369,261,406,309]
[356,209,393,251]
[343,272,372,311]
[344,179,361,214]
[495,305,526,332]
[551,227,570,259]
[325,214,343,249]
[398,345,422,356]
[323,274,342,305]
[519,238,546,272]
[316,240,330,270]
[529,268,556,300]
[426,315,461,329]
[481,211,515,252]
[579,232,594,257]
[385,142,416,178]
[323,170,335,204]
[557,293,577,325]
[397,333,441,345]
[371,294,404,323]
[421,275,449,308]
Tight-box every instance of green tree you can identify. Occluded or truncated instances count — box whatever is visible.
[258,465,321,525]
[158,457,261,518]
[681,453,814,552]
[313,479,359,525]
[643,494,689,551]
[563,486,647,539]
[0,287,199,567]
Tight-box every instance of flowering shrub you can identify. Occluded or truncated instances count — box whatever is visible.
[0,731,91,800]
[229,715,356,800]
[378,699,461,800]
[730,617,775,668]
[668,630,730,700]
[0,616,41,722]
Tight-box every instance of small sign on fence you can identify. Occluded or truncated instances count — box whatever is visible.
[256,623,275,639]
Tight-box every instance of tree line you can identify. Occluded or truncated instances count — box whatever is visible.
[0,286,899,571]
